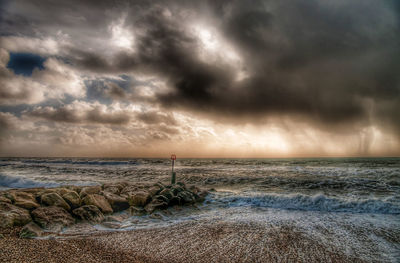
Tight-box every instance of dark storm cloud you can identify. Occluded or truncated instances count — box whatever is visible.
[1,0,399,133]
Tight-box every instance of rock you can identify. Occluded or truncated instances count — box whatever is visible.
[101,191,129,212]
[41,193,71,211]
[128,191,151,207]
[103,183,125,194]
[170,185,185,196]
[177,191,195,204]
[159,189,173,200]
[104,214,128,222]
[19,222,43,238]
[169,196,182,206]
[62,191,81,209]
[144,199,168,214]
[14,199,40,210]
[82,194,113,214]
[188,185,201,195]
[73,205,104,223]
[196,190,209,202]
[149,213,162,220]
[12,191,40,210]
[120,185,139,197]
[31,206,75,231]
[0,195,12,204]
[55,188,75,196]
[129,206,146,216]
[0,202,31,228]
[147,184,163,196]
[79,185,102,198]
[154,194,169,204]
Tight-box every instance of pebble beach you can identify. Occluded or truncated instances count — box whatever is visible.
[1,220,364,263]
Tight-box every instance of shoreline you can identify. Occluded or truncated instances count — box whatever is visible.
[0,220,365,263]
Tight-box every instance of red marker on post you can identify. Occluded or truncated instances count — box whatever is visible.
[171,154,176,184]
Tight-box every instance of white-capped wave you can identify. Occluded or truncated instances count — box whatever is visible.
[0,173,61,189]
[220,193,400,214]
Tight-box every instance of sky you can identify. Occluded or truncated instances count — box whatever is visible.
[0,0,399,158]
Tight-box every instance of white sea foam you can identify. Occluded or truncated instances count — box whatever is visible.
[0,173,61,189]
[219,193,400,214]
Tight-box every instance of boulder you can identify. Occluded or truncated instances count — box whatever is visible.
[14,199,40,210]
[79,185,102,198]
[103,183,125,194]
[19,222,43,238]
[55,188,74,196]
[177,191,195,204]
[82,194,113,214]
[12,191,40,210]
[147,184,163,196]
[144,199,168,214]
[0,195,12,204]
[169,196,182,206]
[0,202,31,228]
[120,185,139,197]
[73,205,104,223]
[196,190,209,202]
[170,185,185,196]
[31,206,75,230]
[62,191,81,209]
[159,189,173,200]
[41,193,71,211]
[128,191,151,207]
[129,206,146,216]
[101,191,129,212]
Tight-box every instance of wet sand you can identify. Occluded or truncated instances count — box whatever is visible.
[0,221,365,263]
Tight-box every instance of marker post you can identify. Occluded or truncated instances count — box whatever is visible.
[171,154,176,184]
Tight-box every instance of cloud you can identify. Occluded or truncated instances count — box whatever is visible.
[26,101,131,125]
[0,49,86,105]
[0,0,399,156]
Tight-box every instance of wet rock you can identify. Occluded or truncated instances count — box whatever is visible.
[82,194,113,214]
[41,193,71,211]
[0,195,12,204]
[196,190,209,202]
[149,213,162,220]
[79,185,102,198]
[169,196,182,206]
[19,222,43,238]
[0,202,32,228]
[129,206,146,216]
[103,183,125,194]
[148,186,162,196]
[12,192,40,210]
[170,185,185,195]
[104,214,128,222]
[31,206,75,231]
[159,189,173,200]
[144,199,168,214]
[177,191,195,204]
[62,191,81,209]
[128,191,151,207]
[101,191,129,212]
[55,188,74,196]
[73,205,104,223]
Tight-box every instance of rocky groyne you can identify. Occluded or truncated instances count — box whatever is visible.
[0,181,208,238]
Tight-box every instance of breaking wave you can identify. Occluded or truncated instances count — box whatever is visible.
[220,193,400,215]
[0,173,60,189]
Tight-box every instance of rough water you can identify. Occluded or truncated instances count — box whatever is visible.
[1,157,399,262]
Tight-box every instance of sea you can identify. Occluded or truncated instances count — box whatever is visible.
[0,157,399,262]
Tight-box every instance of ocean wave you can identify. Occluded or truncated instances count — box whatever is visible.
[219,193,400,214]
[21,159,136,166]
[0,173,61,189]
